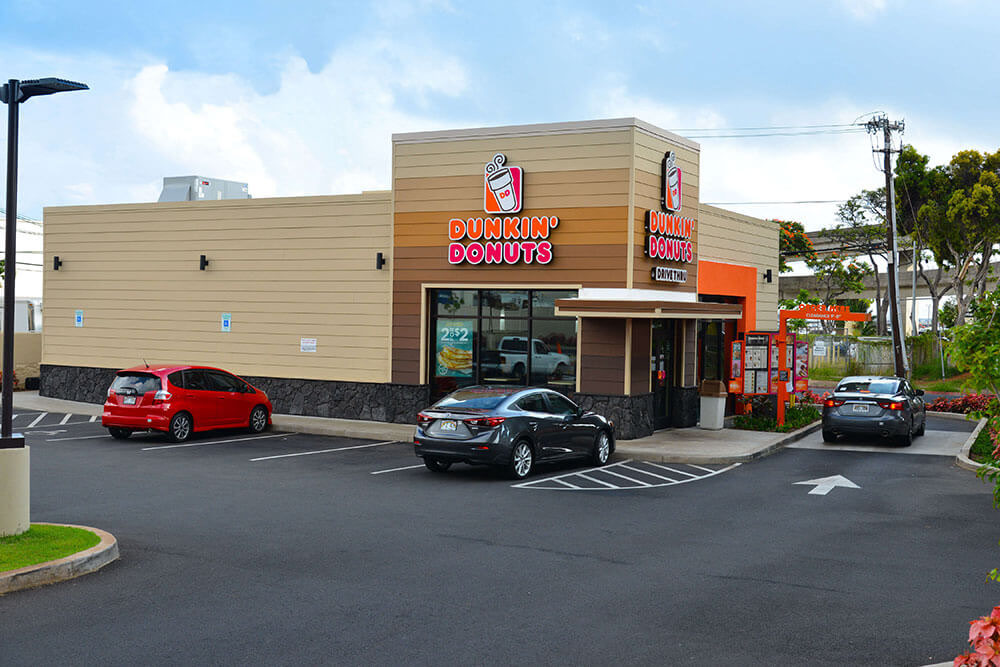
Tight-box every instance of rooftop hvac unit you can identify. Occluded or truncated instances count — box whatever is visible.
[158,176,250,202]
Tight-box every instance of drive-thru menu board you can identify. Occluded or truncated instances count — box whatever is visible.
[743,333,770,395]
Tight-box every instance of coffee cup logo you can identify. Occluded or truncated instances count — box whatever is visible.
[661,151,682,212]
[484,153,523,214]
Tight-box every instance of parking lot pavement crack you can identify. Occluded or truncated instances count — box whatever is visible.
[436,534,632,565]
[705,573,844,594]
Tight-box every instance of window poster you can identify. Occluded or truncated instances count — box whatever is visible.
[435,319,475,377]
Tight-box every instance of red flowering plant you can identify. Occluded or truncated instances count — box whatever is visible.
[955,606,1000,666]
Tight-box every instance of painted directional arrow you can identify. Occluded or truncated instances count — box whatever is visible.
[794,475,860,496]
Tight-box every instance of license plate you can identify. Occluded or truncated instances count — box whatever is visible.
[852,404,869,413]
[123,396,136,405]
[440,420,457,431]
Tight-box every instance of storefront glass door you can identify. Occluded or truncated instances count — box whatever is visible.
[651,320,675,430]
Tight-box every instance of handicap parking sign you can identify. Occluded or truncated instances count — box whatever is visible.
[74,310,83,327]
[221,313,231,332]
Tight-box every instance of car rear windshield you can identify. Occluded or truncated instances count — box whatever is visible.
[434,388,512,410]
[111,372,162,395]
[836,379,898,394]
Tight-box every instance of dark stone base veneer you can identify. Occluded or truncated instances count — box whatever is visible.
[573,392,655,440]
[41,365,430,425]
[670,386,700,428]
[41,365,119,405]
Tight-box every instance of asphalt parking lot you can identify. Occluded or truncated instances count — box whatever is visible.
[2,410,995,666]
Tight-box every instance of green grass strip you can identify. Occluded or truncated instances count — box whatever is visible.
[0,524,100,572]
[971,426,996,464]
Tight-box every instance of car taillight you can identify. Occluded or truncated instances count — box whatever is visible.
[107,388,115,398]
[417,412,433,428]
[824,399,845,408]
[466,416,505,429]
[152,390,172,404]
[877,400,905,411]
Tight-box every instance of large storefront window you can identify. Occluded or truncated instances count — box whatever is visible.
[429,288,577,399]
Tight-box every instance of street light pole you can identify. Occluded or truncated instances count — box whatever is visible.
[3,80,21,445]
[0,77,88,447]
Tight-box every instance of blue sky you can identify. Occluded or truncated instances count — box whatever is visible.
[1,0,997,234]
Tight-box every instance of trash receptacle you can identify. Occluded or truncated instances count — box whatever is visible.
[699,379,727,430]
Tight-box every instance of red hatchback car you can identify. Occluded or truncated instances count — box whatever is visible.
[102,365,273,442]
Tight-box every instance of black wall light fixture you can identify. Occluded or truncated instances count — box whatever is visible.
[376,252,386,270]
[763,268,773,283]
[53,256,62,270]
[200,255,209,270]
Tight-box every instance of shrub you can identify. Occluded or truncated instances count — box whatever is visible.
[733,404,820,433]
[926,394,999,415]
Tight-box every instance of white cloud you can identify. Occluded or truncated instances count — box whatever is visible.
[4,37,469,219]
[589,87,991,232]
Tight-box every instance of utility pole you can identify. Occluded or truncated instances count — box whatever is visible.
[866,114,909,377]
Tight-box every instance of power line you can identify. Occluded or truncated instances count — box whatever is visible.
[705,199,847,205]
[685,128,866,139]
[671,122,859,132]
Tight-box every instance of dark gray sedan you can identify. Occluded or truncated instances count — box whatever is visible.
[414,386,615,479]
[822,375,927,446]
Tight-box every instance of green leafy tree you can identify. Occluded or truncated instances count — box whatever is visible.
[778,288,820,333]
[804,254,871,332]
[830,191,891,335]
[911,148,1000,325]
[775,219,815,273]
[939,300,957,329]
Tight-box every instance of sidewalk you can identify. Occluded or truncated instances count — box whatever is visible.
[11,391,817,465]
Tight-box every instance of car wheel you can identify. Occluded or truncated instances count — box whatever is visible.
[916,416,926,436]
[168,412,192,443]
[507,440,534,480]
[553,363,568,380]
[512,363,526,382]
[898,421,914,447]
[423,457,452,473]
[591,430,612,466]
[822,429,837,443]
[249,406,268,434]
[108,427,131,440]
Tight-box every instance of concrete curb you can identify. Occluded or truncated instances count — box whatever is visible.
[955,417,991,473]
[0,523,119,595]
[613,421,823,465]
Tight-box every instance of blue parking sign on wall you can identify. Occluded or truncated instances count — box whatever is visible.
[221,313,231,332]
[74,309,83,327]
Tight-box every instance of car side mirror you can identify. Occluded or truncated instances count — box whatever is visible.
[915,388,925,396]
[576,406,585,418]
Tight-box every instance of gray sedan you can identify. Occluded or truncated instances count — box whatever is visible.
[821,376,927,446]
[414,386,615,479]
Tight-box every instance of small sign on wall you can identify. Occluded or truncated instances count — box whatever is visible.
[221,313,232,332]
[300,337,317,353]
[74,310,83,327]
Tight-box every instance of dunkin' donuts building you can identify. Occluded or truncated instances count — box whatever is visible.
[41,118,778,439]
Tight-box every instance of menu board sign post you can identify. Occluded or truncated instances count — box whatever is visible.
[776,304,871,427]
[742,333,771,396]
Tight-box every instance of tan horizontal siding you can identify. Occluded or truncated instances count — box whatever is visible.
[43,194,393,382]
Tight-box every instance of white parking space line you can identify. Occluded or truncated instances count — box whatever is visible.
[46,434,111,442]
[27,420,98,429]
[599,467,653,486]
[370,463,426,475]
[514,461,742,491]
[574,472,619,488]
[143,433,290,451]
[58,414,73,425]
[643,462,696,479]
[27,413,48,428]
[251,440,398,462]
[89,416,98,422]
